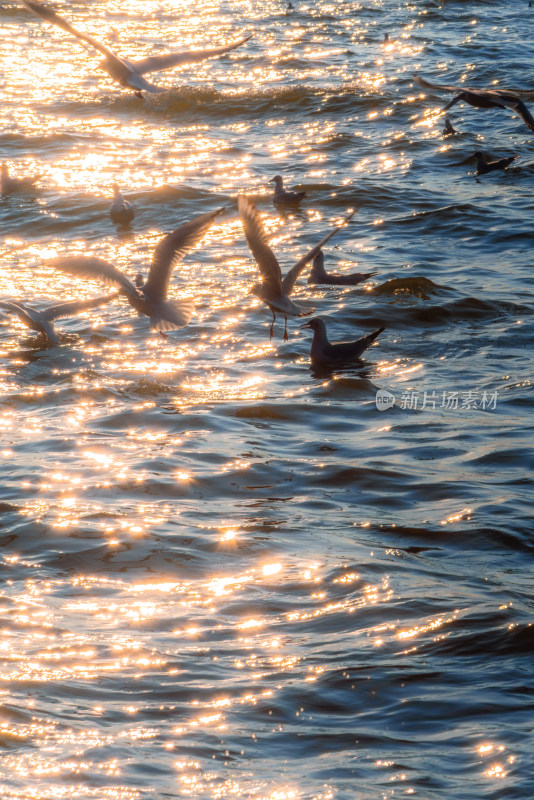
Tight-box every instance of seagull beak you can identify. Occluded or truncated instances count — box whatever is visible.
[300,321,313,329]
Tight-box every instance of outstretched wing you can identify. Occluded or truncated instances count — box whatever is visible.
[495,95,534,132]
[20,0,115,60]
[43,292,118,321]
[414,74,463,93]
[132,34,252,76]
[238,196,283,294]
[144,207,225,301]
[0,300,28,315]
[282,211,355,295]
[48,257,137,296]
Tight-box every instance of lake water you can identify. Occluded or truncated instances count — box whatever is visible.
[0,1,533,798]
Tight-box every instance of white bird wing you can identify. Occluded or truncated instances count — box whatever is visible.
[238,196,283,294]
[282,211,355,295]
[0,300,29,315]
[0,300,40,328]
[143,207,225,301]
[20,0,118,62]
[42,292,118,321]
[48,257,137,296]
[131,34,253,75]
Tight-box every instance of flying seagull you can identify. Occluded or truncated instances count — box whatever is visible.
[110,183,134,226]
[238,195,354,339]
[269,175,306,206]
[0,293,116,344]
[414,74,534,133]
[308,249,377,286]
[20,0,252,97]
[472,151,518,176]
[301,317,385,367]
[48,207,224,337]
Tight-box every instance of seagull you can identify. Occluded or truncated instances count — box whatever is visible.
[269,175,306,206]
[110,183,134,226]
[442,117,456,136]
[1,163,40,195]
[238,195,353,339]
[20,0,252,97]
[472,150,518,176]
[0,293,116,344]
[48,207,224,337]
[414,74,534,133]
[301,317,385,367]
[308,249,377,286]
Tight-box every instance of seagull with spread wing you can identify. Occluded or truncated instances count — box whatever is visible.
[0,293,117,344]
[48,208,224,337]
[238,195,354,340]
[20,0,252,97]
[414,74,534,133]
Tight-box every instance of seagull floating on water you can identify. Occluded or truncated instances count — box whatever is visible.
[0,294,116,344]
[442,117,456,136]
[270,175,306,206]
[48,208,224,337]
[308,249,377,286]
[20,0,252,97]
[301,317,385,367]
[414,74,534,133]
[472,151,518,176]
[110,183,134,226]
[1,163,40,195]
[238,195,353,340]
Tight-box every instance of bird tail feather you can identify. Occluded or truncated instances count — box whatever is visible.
[149,299,195,332]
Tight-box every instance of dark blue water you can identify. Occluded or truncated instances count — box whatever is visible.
[0,1,533,798]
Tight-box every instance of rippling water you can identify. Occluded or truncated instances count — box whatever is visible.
[1,1,533,798]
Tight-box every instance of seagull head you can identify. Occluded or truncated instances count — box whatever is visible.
[269,175,283,187]
[300,317,324,333]
[134,272,145,288]
[112,183,121,195]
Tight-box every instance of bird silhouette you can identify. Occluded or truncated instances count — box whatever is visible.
[442,117,456,136]
[48,208,224,337]
[301,317,384,367]
[109,183,134,226]
[238,195,353,339]
[308,249,376,286]
[472,151,518,175]
[415,74,534,133]
[20,0,252,97]
[269,175,306,206]
[0,294,116,344]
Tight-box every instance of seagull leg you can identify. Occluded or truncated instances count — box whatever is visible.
[159,331,168,340]
[134,90,143,99]
[283,315,289,342]
[269,310,276,340]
